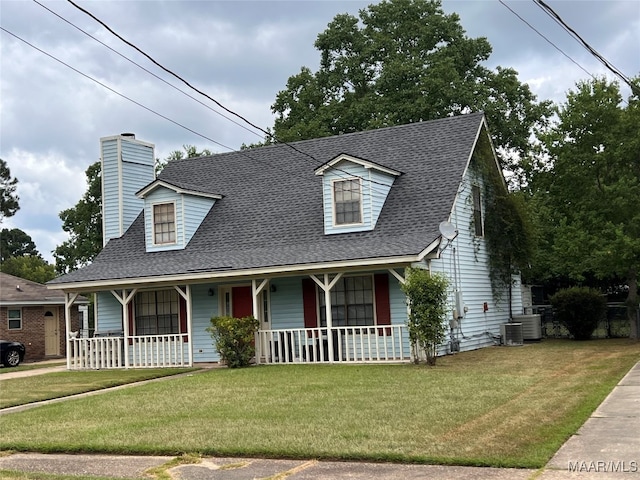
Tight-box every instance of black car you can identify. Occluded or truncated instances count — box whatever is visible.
[0,340,26,367]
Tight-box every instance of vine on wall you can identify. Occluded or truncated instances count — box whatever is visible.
[470,127,534,315]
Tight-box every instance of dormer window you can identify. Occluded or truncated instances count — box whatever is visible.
[334,178,362,226]
[153,202,176,245]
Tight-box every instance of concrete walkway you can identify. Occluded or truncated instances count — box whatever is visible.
[0,362,638,479]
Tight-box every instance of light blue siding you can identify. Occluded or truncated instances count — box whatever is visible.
[322,161,395,235]
[101,136,154,245]
[270,277,305,329]
[143,187,185,252]
[95,291,123,332]
[430,161,524,353]
[369,169,394,227]
[101,139,120,244]
[143,188,215,252]
[190,284,220,362]
[183,195,216,244]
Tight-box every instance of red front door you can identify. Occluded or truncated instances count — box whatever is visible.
[232,286,253,318]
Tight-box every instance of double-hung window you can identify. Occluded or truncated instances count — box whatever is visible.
[318,275,375,327]
[333,179,362,225]
[134,290,179,335]
[153,202,176,245]
[7,308,22,330]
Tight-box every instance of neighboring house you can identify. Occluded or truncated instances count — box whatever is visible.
[1,272,87,362]
[48,113,524,369]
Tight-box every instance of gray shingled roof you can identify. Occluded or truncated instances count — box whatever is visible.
[50,113,484,286]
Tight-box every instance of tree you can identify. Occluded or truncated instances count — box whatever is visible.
[53,161,103,274]
[155,145,213,173]
[531,77,639,338]
[401,267,449,365]
[0,255,56,284]
[0,158,19,222]
[0,228,39,262]
[269,0,551,184]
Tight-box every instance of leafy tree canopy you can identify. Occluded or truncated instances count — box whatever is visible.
[0,255,56,284]
[0,228,39,263]
[269,0,551,184]
[0,158,20,222]
[528,77,639,336]
[156,145,213,173]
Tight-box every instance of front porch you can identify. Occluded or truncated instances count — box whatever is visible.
[256,325,410,364]
[66,324,411,369]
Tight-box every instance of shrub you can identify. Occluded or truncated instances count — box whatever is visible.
[207,316,259,368]
[550,287,606,340]
[401,267,449,365]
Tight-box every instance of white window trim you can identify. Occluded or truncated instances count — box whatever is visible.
[331,177,365,228]
[151,200,178,246]
[7,307,22,330]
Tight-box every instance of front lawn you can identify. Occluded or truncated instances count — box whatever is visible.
[0,339,638,468]
[0,368,197,409]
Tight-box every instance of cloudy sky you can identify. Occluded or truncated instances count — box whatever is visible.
[1,0,638,265]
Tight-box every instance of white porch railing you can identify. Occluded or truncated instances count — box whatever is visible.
[255,325,410,364]
[68,334,189,369]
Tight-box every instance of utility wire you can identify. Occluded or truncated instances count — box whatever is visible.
[67,0,268,137]
[33,0,263,140]
[0,26,235,152]
[0,25,322,189]
[497,0,594,79]
[533,0,639,96]
[64,0,397,193]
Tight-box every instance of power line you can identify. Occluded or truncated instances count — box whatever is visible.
[0,26,236,153]
[533,0,639,96]
[64,0,397,193]
[32,0,264,141]
[0,26,380,198]
[67,0,272,138]
[497,0,594,79]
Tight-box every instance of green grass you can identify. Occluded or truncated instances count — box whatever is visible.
[0,339,638,469]
[0,368,198,408]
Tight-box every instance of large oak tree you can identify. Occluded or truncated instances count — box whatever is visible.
[269,0,551,186]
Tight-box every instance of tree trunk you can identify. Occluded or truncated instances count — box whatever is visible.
[627,268,638,340]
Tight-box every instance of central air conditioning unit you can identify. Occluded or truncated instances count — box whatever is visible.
[500,323,523,346]
[513,314,542,341]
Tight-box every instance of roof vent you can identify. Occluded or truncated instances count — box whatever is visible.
[121,132,135,138]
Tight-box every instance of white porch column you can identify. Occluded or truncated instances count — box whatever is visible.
[252,279,269,365]
[174,285,193,367]
[111,289,137,368]
[64,292,79,370]
[251,279,269,319]
[310,273,343,363]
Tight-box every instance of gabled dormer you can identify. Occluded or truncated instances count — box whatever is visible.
[136,180,223,252]
[315,154,401,235]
